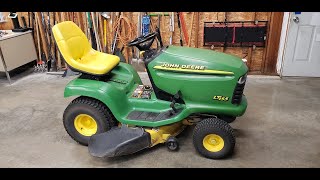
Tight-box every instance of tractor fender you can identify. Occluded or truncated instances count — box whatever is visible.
[118,62,142,84]
[64,78,131,119]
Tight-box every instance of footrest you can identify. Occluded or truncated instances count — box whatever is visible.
[88,126,151,158]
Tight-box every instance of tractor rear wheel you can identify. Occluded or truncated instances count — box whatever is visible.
[63,96,116,146]
[193,118,235,159]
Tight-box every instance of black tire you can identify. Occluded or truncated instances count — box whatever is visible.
[193,118,235,159]
[218,115,236,123]
[166,136,179,151]
[63,96,116,146]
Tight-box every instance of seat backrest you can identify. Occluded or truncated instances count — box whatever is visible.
[52,21,91,64]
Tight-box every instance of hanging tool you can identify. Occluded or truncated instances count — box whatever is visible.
[94,12,102,51]
[53,12,56,61]
[47,12,57,72]
[96,12,103,51]
[86,12,97,50]
[55,12,62,70]
[129,13,136,64]
[35,12,48,71]
[97,13,104,52]
[110,13,136,63]
[98,13,104,52]
[194,12,199,48]
[30,12,37,57]
[86,13,92,46]
[40,12,48,41]
[149,13,170,17]
[132,12,142,64]
[169,12,174,45]
[39,12,52,72]
[113,14,135,62]
[34,13,41,72]
[60,12,67,68]
[176,12,183,46]
[101,12,110,53]
[34,13,45,72]
[46,12,52,71]
[179,12,189,44]
[111,12,121,54]
[40,12,50,59]
[91,12,101,51]
[188,12,195,47]
[141,13,150,36]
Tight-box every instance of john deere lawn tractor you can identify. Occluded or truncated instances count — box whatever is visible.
[52,21,248,159]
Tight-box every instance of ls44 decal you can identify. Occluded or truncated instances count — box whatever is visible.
[213,96,229,102]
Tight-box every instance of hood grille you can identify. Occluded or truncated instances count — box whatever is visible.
[232,77,246,105]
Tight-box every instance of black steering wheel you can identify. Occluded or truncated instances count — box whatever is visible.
[127,32,157,51]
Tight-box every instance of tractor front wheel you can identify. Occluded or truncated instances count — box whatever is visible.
[193,118,235,159]
[166,136,179,151]
[63,96,116,146]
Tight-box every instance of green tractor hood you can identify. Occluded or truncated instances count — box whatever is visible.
[157,46,247,77]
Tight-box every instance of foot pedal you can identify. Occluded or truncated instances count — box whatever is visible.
[88,126,151,158]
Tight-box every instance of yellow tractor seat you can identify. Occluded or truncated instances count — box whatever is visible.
[52,21,120,75]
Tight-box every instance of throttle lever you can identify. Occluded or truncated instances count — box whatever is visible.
[170,99,177,113]
[170,91,182,114]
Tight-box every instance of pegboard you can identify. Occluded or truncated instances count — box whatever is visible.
[203,21,268,47]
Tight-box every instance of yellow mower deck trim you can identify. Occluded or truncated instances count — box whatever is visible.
[145,122,185,147]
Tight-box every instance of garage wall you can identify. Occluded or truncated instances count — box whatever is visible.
[0,12,282,74]
[128,12,272,74]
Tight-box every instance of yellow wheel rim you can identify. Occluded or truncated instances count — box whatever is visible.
[74,114,97,136]
[203,134,224,152]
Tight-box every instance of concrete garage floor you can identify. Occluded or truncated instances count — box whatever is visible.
[0,70,319,168]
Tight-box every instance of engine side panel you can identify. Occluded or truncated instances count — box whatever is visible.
[148,46,248,114]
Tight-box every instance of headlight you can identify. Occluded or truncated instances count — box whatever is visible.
[238,74,247,84]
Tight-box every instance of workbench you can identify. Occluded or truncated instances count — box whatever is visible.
[0,30,37,84]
